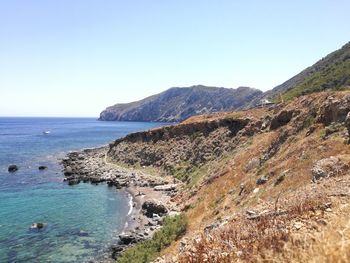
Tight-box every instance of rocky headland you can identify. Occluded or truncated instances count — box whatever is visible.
[99,85,262,122]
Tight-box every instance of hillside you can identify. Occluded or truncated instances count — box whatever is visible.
[99,85,262,122]
[104,90,350,262]
[269,42,350,101]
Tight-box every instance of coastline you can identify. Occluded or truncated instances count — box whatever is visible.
[61,146,182,261]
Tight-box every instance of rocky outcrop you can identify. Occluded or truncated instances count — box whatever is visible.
[142,200,168,218]
[99,85,262,122]
[61,147,176,189]
[317,94,350,125]
[270,110,294,130]
[312,155,350,182]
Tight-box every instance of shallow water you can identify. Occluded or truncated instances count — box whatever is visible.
[0,117,163,262]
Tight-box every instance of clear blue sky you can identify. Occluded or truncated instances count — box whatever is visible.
[0,0,349,117]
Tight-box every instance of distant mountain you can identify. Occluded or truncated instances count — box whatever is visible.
[100,42,350,121]
[99,85,262,122]
[269,41,350,100]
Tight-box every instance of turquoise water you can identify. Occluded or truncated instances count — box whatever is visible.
[0,118,163,262]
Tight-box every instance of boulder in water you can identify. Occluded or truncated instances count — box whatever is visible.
[68,178,80,185]
[30,222,46,230]
[38,166,47,170]
[78,230,89,237]
[8,164,18,173]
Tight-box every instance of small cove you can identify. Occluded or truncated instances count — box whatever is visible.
[0,117,163,262]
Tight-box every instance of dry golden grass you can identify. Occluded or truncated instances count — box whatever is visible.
[182,107,269,124]
[129,91,350,262]
[163,91,350,262]
[178,190,331,263]
[266,200,350,263]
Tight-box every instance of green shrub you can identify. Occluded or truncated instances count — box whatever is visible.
[189,131,202,142]
[282,58,350,101]
[117,214,187,263]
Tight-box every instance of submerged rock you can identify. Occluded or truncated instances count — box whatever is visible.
[30,222,46,230]
[68,178,80,185]
[8,164,18,173]
[78,230,89,237]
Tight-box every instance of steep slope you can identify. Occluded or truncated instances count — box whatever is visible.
[106,90,350,262]
[269,42,350,100]
[99,85,262,122]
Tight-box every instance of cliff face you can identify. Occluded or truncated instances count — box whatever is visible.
[99,85,262,122]
[107,117,251,180]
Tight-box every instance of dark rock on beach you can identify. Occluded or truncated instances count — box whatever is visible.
[64,166,73,176]
[118,233,137,245]
[142,200,168,218]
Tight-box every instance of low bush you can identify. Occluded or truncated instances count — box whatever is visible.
[117,214,187,263]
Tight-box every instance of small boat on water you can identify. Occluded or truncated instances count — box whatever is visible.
[43,131,51,135]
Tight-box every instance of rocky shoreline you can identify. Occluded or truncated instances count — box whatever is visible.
[61,146,182,261]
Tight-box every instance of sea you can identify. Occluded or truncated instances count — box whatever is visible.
[0,117,163,263]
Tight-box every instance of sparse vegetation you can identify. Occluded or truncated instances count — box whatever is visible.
[189,131,202,142]
[117,215,187,263]
[281,45,350,101]
[179,192,328,263]
[112,90,350,263]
